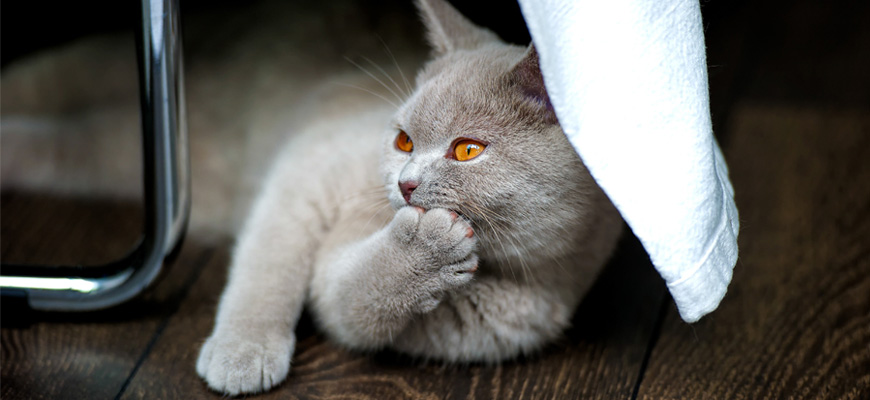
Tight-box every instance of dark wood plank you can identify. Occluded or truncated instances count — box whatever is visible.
[1,193,216,400]
[121,232,666,399]
[636,105,870,399]
[1,192,142,266]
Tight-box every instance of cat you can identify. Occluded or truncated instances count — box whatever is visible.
[195,0,623,395]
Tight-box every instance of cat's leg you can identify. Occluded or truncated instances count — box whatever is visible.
[391,269,581,362]
[196,180,321,395]
[310,206,478,350]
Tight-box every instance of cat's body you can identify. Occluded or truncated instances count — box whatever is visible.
[196,0,623,395]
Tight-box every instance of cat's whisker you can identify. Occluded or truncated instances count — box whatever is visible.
[551,257,571,281]
[357,201,393,235]
[339,188,389,202]
[487,218,531,283]
[462,202,520,284]
[514,235,533,284]
[332,82,400,110]
[348,198,391,210]
[344,56,405,104]
[474,204,537,285]
[357,185,387,192]
[377,35,413,96]
[359,55,409,99]
[346,196,388,207]
[348,191,390,206]
[328,194,392,241]
[350,197,390,212]
[360,186,391,195]
[464,202,510,236]
[343,185,387,196]
[339,189,391,225]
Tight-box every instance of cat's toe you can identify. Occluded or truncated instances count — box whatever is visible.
[196,330,295,395]
[389,206,424,244]
[440,255,479,289]
[195,337,214,378]
[417,208,477,262]
[417,208,457,239]
[445,219,477,260]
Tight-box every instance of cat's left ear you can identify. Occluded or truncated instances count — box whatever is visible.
[510,45,557,123]
[416,0,501,55]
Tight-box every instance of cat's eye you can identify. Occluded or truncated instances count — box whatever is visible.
[452,139,486,161]
[395,130,413,153]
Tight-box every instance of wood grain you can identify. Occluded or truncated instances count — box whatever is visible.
[1,192,142,266]
[635,105,870,400]
[1,194,216,400]
[119,233,666,400]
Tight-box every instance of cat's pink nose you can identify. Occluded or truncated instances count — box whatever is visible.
[399,181,419,204]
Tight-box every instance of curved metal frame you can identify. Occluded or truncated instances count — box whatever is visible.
[0,0,190,311]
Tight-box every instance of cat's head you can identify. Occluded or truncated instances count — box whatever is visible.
[381,0,609,262]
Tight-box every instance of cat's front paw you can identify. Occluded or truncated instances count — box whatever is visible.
[196,329,295,395]
[389,207,479,308]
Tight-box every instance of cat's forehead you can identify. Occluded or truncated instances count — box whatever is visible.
[400,46,534,143]
[416,46,522,87]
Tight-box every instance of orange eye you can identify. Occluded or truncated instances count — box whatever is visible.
[395,130,413,153]
[453,139,486,161]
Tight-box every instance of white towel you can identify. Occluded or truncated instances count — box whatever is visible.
[517,0,740,322]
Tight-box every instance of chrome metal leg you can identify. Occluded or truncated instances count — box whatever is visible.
[0,0,190,311]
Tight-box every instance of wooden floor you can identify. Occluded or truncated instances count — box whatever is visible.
[2,0,869,399]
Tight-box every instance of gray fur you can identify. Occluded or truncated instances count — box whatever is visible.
[197,0,623,394]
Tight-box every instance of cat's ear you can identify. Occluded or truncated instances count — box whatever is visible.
[415,0,501,55]
[510,45,557,123]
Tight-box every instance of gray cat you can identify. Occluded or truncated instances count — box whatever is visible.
[196,0,623,395]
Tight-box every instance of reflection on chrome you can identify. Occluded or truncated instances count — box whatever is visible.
[0,270,133,294]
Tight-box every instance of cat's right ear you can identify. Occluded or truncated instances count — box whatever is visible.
[510,45,558,124]
[415,0,501,55]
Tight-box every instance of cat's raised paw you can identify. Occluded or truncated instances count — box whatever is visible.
[387,207,479,304]
[196,329,295,395]
[390,206,477,265]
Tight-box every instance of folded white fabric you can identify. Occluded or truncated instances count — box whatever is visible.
[517,0,740,322]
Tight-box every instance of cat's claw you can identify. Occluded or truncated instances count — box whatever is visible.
[440,255,479,286]
[196,330,295,395]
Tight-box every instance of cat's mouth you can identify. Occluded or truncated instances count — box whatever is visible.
[406,199,469,222]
